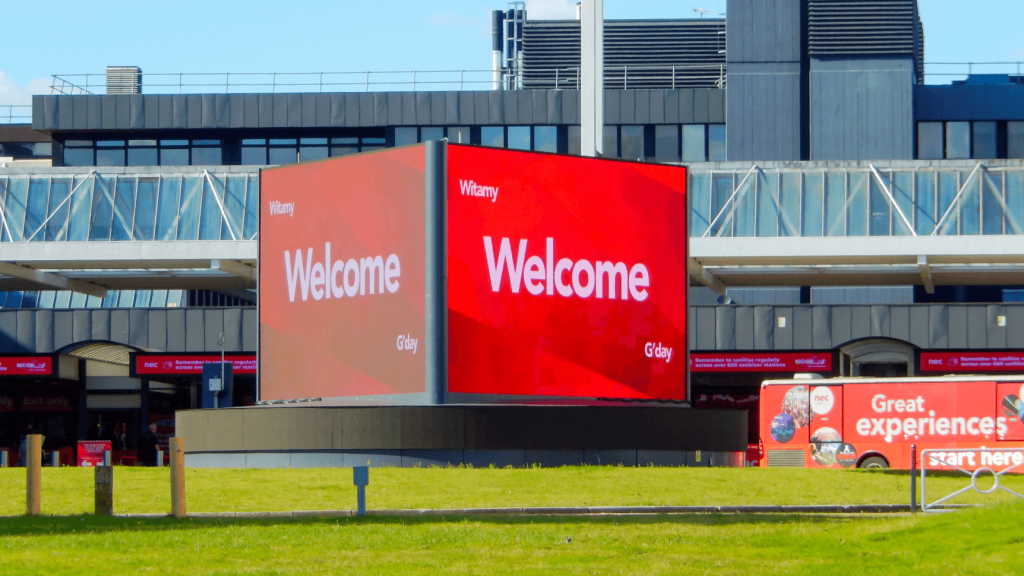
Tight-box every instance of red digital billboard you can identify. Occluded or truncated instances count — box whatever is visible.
[259,146,427,401]
[446,145,688,400]
[134,354,257,375]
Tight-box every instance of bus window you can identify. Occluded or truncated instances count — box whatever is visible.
[997,382,1024,441]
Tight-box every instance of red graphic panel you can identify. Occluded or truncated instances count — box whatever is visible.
[997,382,1024,441]
[78,441,111,467]
[691,352,832,372]
[20,395,72,412]
[921,351,1024,372]
[135,355,257,375]
[259,146,427,401]
[0,356,52,376]
[446,145,688,400]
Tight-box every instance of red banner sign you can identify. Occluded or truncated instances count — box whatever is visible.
[691,353,832,373]
[135,355,257,375]
[20,395,72,411]
[921,352,1024,372]
[0,356,52,376]
[78,440,111,467]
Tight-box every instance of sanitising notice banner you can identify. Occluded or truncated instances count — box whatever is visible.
[691,352,832,373]
[920,351,1024,372]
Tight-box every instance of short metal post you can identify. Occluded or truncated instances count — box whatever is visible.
[353,466,369,517]
[50,451,59,468]
[1,450,8,468]
[156,449,164,467]
[170,437,186,518]
[26,434,42,516]
[103,451,111,467]
[910,444,918,513]
[95,466,113,516]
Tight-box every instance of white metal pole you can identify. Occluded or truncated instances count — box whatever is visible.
[581,0,604,157]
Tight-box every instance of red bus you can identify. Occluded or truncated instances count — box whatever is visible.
[760,375,1024,470]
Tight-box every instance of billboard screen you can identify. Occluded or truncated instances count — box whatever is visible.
[0,356,52,376]
[133,354,257,375]
[259,146,427,401]
[691,352,832,373]
[446,145,688,400]
[921,351,1024,372]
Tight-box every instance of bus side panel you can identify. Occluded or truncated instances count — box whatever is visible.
[997,382,1024,441]
[760,384,811,466]
[808,385,843,468]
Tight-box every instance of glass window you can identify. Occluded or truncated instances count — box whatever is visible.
[95,149,125,166]
[946,122,970,159]
[602,126,618,158]
[914,171,936,235]
[96,140,125,147]
[191,147,222,165]
[361,145,383,153]
[160,148,189,166]
[481,127,504,148]
[394,127,417,146]
[508,126,530,150]
[708,124,727,161]
[65,140,92,147]
[299,138,327,145]
[331,137,358,144]
[802,172,824,237]
[620,126,644,160]
[568,125,581,155]
[847,172,868,236]
[448,127,470,144]
[682,125,705,161]
[299,146,328,162]
[421,127,444,142]
[972,122,997,159]
[242,139,266,145]
[363,137,385,145]
[869,172,890,235]
[1009,122,1024,159]
[269,139,297,145]
[127,148,158,166]
[533,126,557,152]
[268,147,297,165]
[193,140,220,146]
[129,140,157,147]
[917,123,944,159]
[63,148,93,166]
[330,145,357,157]
[241,147,266,165]
[757,171,779,237]
[160,140,188,146]
[654,125,680,163]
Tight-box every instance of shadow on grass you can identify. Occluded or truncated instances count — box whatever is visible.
[0,511,855,537]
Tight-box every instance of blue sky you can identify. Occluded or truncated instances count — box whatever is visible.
[3,0,1024,104]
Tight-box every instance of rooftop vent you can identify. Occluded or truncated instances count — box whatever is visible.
[106,66,142,94]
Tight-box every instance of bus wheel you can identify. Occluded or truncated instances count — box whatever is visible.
[859,456,889,470]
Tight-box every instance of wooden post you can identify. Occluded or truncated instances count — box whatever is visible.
[95,466,114,516]
[26,434,42,516]
[169,437,186,518]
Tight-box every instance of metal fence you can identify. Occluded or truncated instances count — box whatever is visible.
[0,105,32,125]
[922,62,1024,85]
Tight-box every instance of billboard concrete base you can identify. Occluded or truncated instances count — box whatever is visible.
[176,405,747,468]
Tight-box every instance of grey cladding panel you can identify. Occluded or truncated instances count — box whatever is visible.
[315,94,331,126]
[374,93,388,126]
[272,94,287,127]
[715,307,735,350]
[774,307,793,350]
[909,306,929,348]
[544,90,559,124]
[214,95,229,128]
[416,93,430,126]
[204,310,224,352]
[224,309,243,352]
[948,307,968,348]
[890,307,910,343]
[129,310,148,348]
[475,92,491,124]
[110,310,130,344]
[287,94,301,128]
[72,310,91,344]
[831,307,852,346]
[503,91,518,125]
[330,94,345,126]
[929,306,949,348]
[345,93,361,126]
[302,94,318,127]
[129,95,145,129]
[793,307,812,349]
[966,306,987,349]
[87,96,102,130]
[243,309,257,352]
[201,95,216,128]
[851,307,871,340]
[230,94,245,128]
[562,89,578,124]
[664,90,679,124]
[428,93,443,126]
[650,90,665,124]
[0,312,16,353]
[91,310,110,341]
[101,96,116,129]
[54,312,73,351]
[401,93,416,125]
[735,307,754,349]
[149,310,167,351]
[387,93,403,126]
[187,95,202,128]
[459,92,476,125]
[812,307,831,349]
[604,90,620,124]
[727,0,802,63]
[987,306,1007,349]
[693,90,710,123]
[185,309,205,352]
[753,307,774,350]
[1008,307,1024,348]
[488,92,504,124]
[515,91,533,125]
[619,90,635,124]
[696,307,716,350]
[258,95,274,128]
[679,89,694,123]
[35,310,54,353]
[727,70,802,161]
[243,95,259,128]
[167,309,186,351]
[870,306,890,337]
[144,95,159,127]
[688,305,697,350]
[446,92,460,125]
[708,90,724,123]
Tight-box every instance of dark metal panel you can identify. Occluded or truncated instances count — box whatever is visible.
[774,307,793,350]
[987,306,1007,349]
[426,92,443,125]
[148,310,167,352]
[204,309,224,353]
[101,96,117,129]
[55,97,72,130]
[16,311,34,352]
[330,94,345,126]
[87,95,103,130]
[415,93,430,125]
[287,94,302,128]
[242,309,257,352]
[200,95,216,128]
[929,305,948,348]
[753,306,775,350]
[72,310,91,345]
[708,89,725,123]
[688,305,697,350]
[54,311,73,351]
[345,93,361,126]
[545,90,559,124]
[890,306,910,343]
[229,94,245,128]
[474,92,490,124]
[34,310,54,353]
[144,95,159,128]
[224,309,243,352]
[619,90,635,124]
[562,89,578,124]
[664,90,679,124]
[532,90,547,124]
[129,309,148,348]
[129,95,145,129]
[715,307,736,350]
[156,95,173,129]
[387,93,403,126]
[727,0,802,63]
[634,89,651,124]
[0,312,15,353]
[811,307,831,349]
[34,95,48,129]
[947,306,968,348]
[870,306,890,338]
[516,91,534,125]
[967,306,987,349]
[1008,307,1024,348]
[403,93,418,125]
[185,309,204,352]
[272,94,288,127]
[110,310,130,345]
[604,90,620,124]
[91,310,110,341]
[650,89,666,124]
[693,90,710,123]
[359,93,374,127]
[166,309,186,352]
[503,91,519,125]
[678,89,694,123]
[445,92,460,125]
[315,94,331,126]
[72,97,88,130]
[734,306,754,349]
[909,306,930,348]
[793,307,813,349]
[851,306,871,340]
[374,93,388,126]
[695,307,716,350]
[831,307,852,346]
[301,94,317,127]
[258,95,274,128]
[459,92,476,125]
[186,95,202,129]
[214,94,229,128]
[488,91,504,124]
[243,94,259,128]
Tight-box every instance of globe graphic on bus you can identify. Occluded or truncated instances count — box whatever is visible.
[810,427,842,467]
[771,413,796,443]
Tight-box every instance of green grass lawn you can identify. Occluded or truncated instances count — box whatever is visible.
[0,503,1021,575]
[1,466,1023,516]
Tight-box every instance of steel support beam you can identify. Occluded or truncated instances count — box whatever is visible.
[0,262,107,298]
[688,258,726,294]
[918,255,935,294]
[212,259,256,283]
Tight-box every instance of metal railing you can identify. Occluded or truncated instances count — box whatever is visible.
[923,62,1024,85]
[921,448,1024,512]
[0,105,32,124]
